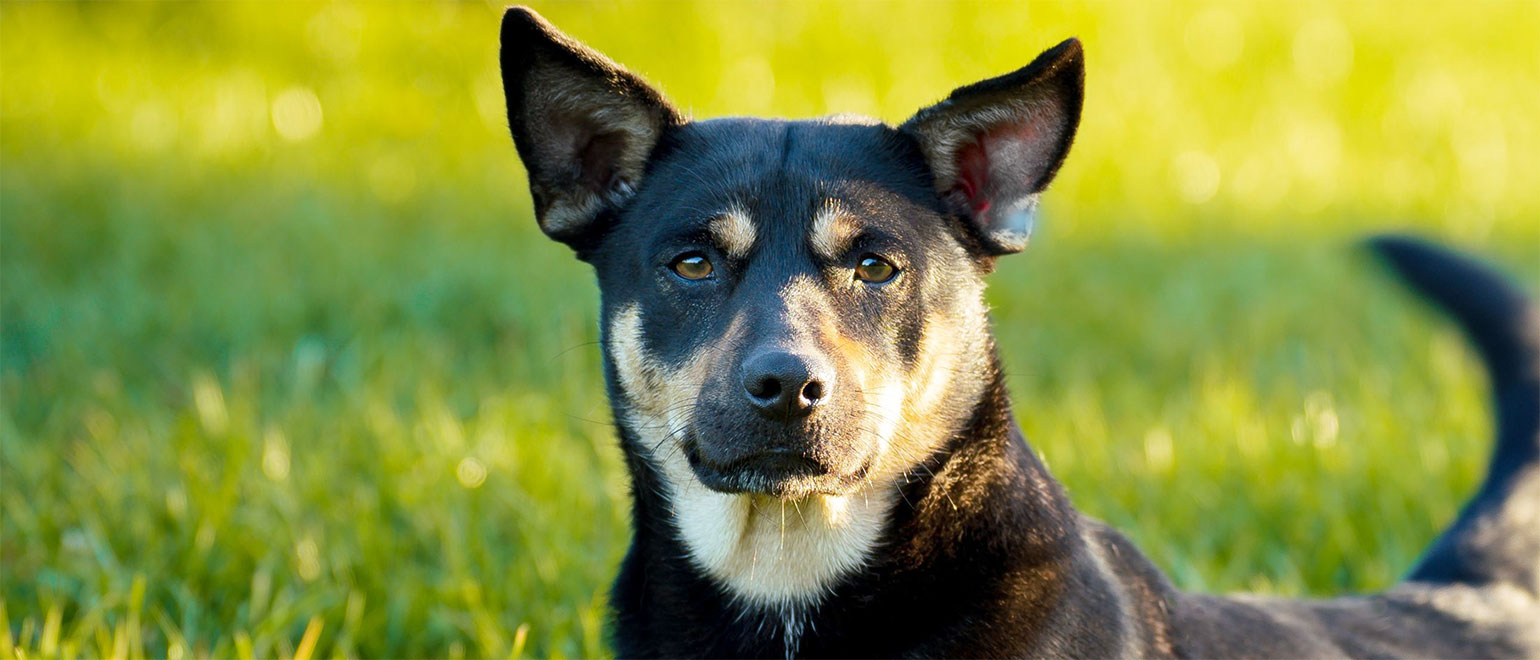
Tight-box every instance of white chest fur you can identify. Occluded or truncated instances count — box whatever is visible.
[661,454,895,607]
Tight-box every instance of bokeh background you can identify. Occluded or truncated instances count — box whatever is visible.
[2,1,1537,658]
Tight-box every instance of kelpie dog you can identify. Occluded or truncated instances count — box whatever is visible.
[496,7,1540,657]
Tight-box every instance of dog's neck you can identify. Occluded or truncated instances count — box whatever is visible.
[611,355,1096,657]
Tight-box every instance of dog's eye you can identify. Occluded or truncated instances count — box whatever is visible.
[854,255,897,284]
[670,253,714,280]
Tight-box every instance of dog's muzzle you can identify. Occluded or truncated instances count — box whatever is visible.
[683,431,872,499]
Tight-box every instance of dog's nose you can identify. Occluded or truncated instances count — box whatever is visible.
[741,350,832,420]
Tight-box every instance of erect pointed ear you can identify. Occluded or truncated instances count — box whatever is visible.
[901,38,1084,255]
[500,7,684,249]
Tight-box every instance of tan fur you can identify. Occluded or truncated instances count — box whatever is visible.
[875,281,993,484]
[809,201,857,261]
[710,207,757,259]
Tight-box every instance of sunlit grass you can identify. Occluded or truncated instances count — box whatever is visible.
[2,1,1537,658]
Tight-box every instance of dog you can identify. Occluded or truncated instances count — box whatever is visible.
[495,7,1540,657]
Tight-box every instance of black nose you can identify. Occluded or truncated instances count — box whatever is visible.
[741,350,832,420]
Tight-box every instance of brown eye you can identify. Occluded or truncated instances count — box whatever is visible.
[670,253,714,280]
[855,255,897,283]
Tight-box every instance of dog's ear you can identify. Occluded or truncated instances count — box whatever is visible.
[500,7,683,250]
[901,39,1084,255]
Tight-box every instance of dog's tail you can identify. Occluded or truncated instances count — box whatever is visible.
[1367,234,1540,595]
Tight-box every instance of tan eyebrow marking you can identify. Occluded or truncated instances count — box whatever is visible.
[810,200,858,261]
[709,207,756,259]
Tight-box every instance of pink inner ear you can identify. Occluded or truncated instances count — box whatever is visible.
[954,139,993,224]
[951,120,1050,227]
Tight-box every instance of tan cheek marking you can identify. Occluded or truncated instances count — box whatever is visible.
[905,316,963,417]
[608,305,714,437]
[709,207,756,259]
[810,201,857,262]
[609,305,664,415]
[872,306,991,483]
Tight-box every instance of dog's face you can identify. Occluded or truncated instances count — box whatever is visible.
[500,8,1083,501]
[599,117,996,499]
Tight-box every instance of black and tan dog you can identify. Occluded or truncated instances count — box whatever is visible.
[496,8,1540,658]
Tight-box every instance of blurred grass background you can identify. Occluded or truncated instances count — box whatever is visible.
[2,1,1537,658]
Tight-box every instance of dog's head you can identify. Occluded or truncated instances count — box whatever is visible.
[500,8,1082,500]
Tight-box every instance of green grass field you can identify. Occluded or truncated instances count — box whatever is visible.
[2,2,1537,658]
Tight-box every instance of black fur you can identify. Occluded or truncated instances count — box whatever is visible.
[1371,235,1540,592]
[498,8,1540,658]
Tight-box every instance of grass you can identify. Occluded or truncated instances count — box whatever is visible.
[2,1,1537,658]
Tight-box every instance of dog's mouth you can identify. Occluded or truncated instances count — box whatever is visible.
[682,436,872,499]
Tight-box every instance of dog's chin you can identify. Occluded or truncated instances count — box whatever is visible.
[684,443,871,500]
